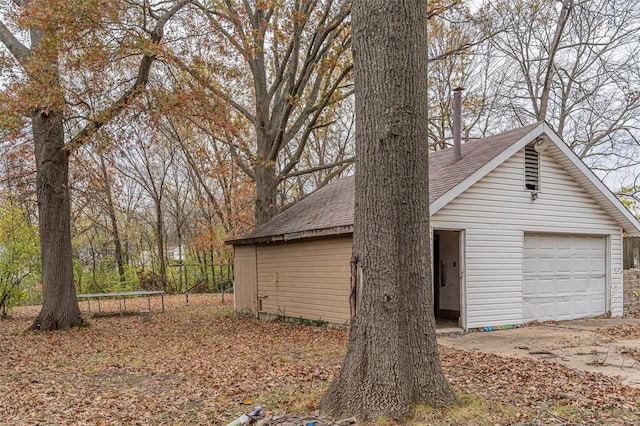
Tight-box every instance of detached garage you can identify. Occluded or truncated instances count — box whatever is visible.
[228,122,640,330]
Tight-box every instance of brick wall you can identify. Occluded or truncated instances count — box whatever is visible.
[624,269,640,315]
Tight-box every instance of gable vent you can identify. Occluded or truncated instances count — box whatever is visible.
[524,144,540,191]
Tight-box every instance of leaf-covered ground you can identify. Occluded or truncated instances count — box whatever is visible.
[1,294,639,425]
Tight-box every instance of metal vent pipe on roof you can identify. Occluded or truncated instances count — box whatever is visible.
[453,87,463,162]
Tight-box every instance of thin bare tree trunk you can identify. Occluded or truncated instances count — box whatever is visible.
[89,239,97,292]
[537,0,573,121]
[200,250,209,287]
[177,233,183,293]
[209,247,216,291]
[99,153,126,283]
[155,202,167,291]
[320,0,456,419]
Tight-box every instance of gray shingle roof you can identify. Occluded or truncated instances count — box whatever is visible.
[429,122,541,201]
[229,123,542,245]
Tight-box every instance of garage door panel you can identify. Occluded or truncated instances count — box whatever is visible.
[524,234,606,322]
[573,258,593,272]
[523,276,604,295]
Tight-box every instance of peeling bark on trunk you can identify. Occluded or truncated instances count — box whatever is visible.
[29,110,83,331]
[319,0,456,419]
[349,255,358,320]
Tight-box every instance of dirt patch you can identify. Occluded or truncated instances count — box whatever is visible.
[439,317,640,388]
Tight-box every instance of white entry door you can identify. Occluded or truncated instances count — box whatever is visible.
[523,234,606,322]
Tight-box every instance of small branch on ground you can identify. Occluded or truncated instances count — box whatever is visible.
[256,415,356,426]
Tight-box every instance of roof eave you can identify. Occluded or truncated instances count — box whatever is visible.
[226,225,354,246]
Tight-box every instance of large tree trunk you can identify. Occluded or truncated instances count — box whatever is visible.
[29,109,83,331]
[319,0,456,419]
[254,160,279,226]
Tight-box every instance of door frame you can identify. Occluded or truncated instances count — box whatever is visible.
[432,228,466,330]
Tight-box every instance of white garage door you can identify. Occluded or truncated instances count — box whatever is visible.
[523,234,606,323]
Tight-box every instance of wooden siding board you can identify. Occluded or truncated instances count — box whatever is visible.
[233,245,258,315]
[260,298,351,310]
[259,300,350,324]
[257,287,350,297]
[624,237,640,269]
[256,236,352,324]
[255,279,351,289]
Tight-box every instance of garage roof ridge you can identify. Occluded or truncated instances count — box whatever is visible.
[228,122,640,245]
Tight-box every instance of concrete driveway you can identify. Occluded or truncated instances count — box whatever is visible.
[438,317,640,388]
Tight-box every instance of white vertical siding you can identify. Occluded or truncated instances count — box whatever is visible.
[432,148,624,329]
[464,228,523,328]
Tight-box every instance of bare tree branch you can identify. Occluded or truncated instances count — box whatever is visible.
[65,0,192,152]
[0,19,31,63]
[285,156,354,179]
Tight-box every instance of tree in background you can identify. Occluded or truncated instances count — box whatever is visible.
[320,0,456,419]
[71,143,130,289]
[170,0,354,225]
[426,2,499,148]
[114,121,178,291]
[0,203,40,317]
[619,184,640,218]
[0,0,191,330]
[474,0,640,177]
[2,0,639,318]
[422,0,640,195]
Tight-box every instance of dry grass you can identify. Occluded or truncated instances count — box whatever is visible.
[1,294,639,425]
